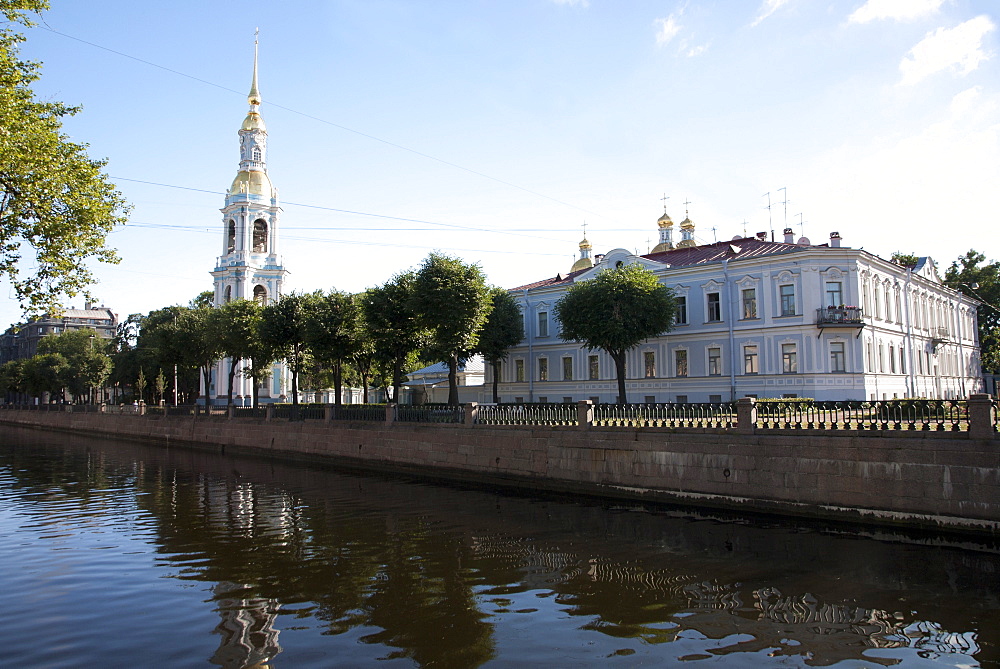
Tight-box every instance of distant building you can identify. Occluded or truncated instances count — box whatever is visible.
[0,303,118,364]
[495,215,982,403]
[403,357,486,404]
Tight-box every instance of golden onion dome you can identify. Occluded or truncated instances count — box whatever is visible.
[657,212,673,228]
[579,237,592,250]
[229,169,273,197]
[651,241,674,253]
[571,256,594,273]
[242,112,267,132]
[680,217,694,228]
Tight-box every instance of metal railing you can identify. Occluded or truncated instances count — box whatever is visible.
[330,404,385,422]
[477,402,577,426]
[593,402,734,429]
[394,404,463,424]
[816,306,863,324]
[754,399,968,431]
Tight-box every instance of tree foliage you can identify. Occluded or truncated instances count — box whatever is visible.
[412,253,491,405]
[555,263,675,403]
[260,293,313,416]
[0,0,130,316]
[944,249,1000,372]
[36,327,111,400]
[474,287,523,403]
[362,272,428,403]
[303,289,359,407]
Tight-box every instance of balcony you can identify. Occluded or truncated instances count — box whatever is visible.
[816,307,864,336]
[931,327,949,352]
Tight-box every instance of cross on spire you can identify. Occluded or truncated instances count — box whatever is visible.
[660,193,670,213]
[683,197,692,217]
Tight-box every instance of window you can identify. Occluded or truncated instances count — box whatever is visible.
[743,345,759,374]
[741,288,758,319]
[675,296,688,325]
[252,219,268,253]
[780,285,796,316]
[562,357,573,381]
[515,359,525,382]
[675,349,688,377]
[538,358,548,381]
[885,287,893,322]
[782,343,797,373]
[874,286,882,319]
[224,286,232,303]
[676,395,688,404]
[707,292,722,321]
[515,397,524,403]
[538,396,548,403]
[644,351,656,378]
[899,347,906,374]
[708,347,721,376]
[589,396,600,404]
[830,342,845,372]
[825,281,843,307]
[709,394,722,403]
[537,312,549,338]
[889,345,896,373]
[879,345,885,373]
[253,284,267,305]
[252,146,262,162]
[227,220,236,254]
[563,397,573,404]
[644,395,656,404]
[588,355,599,380]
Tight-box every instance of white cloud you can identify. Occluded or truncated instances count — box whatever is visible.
[551,0,589,6]
[899,15,996,86]
[751,0,791,27]
[654,15,682,45]
[685,43,709,58]
[848,0,946,24]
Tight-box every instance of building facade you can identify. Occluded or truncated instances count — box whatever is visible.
[205,40,289,404]
[0,304,118,364]
[494,218,982,404]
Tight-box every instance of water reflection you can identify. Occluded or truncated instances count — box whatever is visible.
[0,427,997,667]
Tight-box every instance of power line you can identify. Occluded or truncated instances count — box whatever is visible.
[41,25,609,220]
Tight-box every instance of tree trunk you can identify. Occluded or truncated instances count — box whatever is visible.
[612,350,627,404]
[361,372,370,403]
[392,359,403,405]
[290,348,300,420]
[492,360,500,403]
[447,354,459,406]
[333,360,343,407]
[226,358,237,406]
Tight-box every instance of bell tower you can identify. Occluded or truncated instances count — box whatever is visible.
[211,32,286,308]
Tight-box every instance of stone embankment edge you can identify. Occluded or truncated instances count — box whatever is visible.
[2,410,998,538]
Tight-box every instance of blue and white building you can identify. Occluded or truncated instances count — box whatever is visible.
[495,215,982,403]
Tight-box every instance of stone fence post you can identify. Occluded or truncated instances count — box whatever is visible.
[325,405,334,423]
[265,404,274,422]
[138,400,146,416]
[735,397,756,434]
[385,403,396,424]
[227,404,234,420]
[577,400,593,430]
[967,393,996,439]
[464,402,479,425]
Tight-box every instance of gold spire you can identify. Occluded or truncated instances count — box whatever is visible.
[248,28,261,107]
[570,222,594,272]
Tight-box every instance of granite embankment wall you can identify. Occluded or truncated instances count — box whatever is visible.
[2,409,999,536]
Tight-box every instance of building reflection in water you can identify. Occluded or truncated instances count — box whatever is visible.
[210,582,281,669]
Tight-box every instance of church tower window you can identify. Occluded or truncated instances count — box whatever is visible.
[253,219,268,253]
[224,286,232,303]
[252,146,261,162]
[227,220,236,254]
[253,285,267,305]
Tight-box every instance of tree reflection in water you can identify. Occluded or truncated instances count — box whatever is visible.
[0,428,997,667]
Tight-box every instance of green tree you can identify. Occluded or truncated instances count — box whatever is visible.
[891,251,920,267]
[0,357,26,398]
[37,327,111,402]
[215,299,265,406]
[135,367,147,403]
[555,263,676,403]
[260,293,313,418]
[155,368,166,404]
[412,253,492,405]
[304,290,359,407]
[0,0,130,316]
[944,249,1000,372]
[174,305,224,404]
[362,273,428,404]
[22,351,68,400]
[474,287,523,403]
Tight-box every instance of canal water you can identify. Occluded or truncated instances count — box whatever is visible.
[0,427,997,668]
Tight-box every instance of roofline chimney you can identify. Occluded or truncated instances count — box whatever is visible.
[830,231,841,248]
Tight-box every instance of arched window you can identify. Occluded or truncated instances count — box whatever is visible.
[253,285,267,305]
[224,286,232,303]
[253,219,268,253]
[227,220,236,254]
[252,146,261,162]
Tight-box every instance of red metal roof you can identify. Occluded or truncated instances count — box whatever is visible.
[510,237,818,291]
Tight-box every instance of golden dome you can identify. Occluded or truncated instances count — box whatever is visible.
[657,212,673,228]
[242,112,266,132]
[229,169,273,197]
[680,217,694,228]
[651,241,674,253]
[571,256,593,272]
[579,237,592,250]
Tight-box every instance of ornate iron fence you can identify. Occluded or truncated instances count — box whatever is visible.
[754,399,968,431]
[476,402,577,426]
[330,404,385,421]
[395,404,463,424]
[593,402,734,429]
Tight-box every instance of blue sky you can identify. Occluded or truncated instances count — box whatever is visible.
[6,0,998,326]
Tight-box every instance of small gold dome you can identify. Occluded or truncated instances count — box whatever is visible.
[242,112,267,132]
[657,212,673,228]
[579,237,592,250]
[229,169,273,197]
[651,241,674,253]
[680,217,694,228]
[571,256,593,272]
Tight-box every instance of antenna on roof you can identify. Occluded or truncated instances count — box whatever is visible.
[710,226,718,242]
[796,212,806,237]
[777,187,788,232]
[645,237,651,253]
[763,191,773,241]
